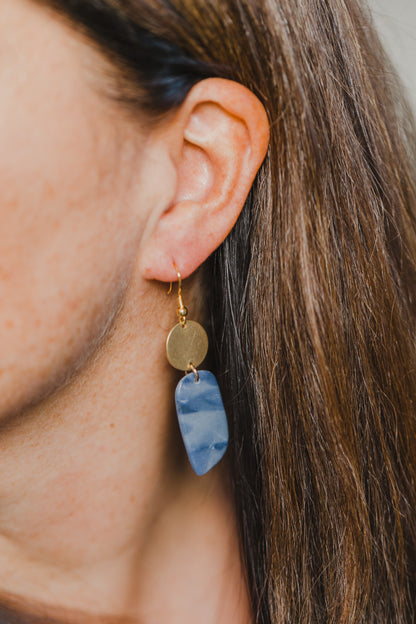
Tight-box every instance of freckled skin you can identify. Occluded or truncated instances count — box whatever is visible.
[0,1,268,621]
[0,1,151,418]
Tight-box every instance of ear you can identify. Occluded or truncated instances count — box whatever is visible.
[138,78,270,282]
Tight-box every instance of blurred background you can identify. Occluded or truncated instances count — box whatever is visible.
[370,0,416,111]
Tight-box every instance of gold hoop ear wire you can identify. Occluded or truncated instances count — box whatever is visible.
[167,276,181,297]
[167,264,188,326]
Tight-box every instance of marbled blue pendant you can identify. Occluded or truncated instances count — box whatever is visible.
[175,370,229,476]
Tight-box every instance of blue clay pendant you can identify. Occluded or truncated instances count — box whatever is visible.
[175,370,229,476]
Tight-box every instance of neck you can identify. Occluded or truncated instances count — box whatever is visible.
[0,282,249,622]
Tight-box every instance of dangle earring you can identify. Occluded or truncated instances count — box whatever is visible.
[166,265,229,476]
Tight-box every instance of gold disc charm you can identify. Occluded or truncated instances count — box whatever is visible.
[166,320,209,371]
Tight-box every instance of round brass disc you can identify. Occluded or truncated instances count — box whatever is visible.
[166,320,209,371]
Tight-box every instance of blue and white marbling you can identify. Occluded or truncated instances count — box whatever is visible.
[175,370,229,476]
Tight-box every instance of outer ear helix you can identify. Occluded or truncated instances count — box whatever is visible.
[138,78,270,283]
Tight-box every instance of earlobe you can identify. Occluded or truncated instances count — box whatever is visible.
[138,78,270,282]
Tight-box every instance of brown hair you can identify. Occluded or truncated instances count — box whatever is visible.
[33,0,416,621]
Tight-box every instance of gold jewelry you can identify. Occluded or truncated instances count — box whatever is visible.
[165,268,208,379]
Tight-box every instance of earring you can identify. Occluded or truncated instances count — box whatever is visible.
[166,265,229,476]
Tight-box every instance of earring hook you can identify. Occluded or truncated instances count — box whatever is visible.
[167,262,181,296]
[167,262,188,326]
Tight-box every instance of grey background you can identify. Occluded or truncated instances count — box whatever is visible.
[370,0,416,110]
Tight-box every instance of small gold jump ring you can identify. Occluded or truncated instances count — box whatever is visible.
[187,362,199,382]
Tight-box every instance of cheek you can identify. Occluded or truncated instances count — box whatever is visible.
[0,75,142,418]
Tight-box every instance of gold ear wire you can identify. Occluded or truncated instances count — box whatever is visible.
[167,272,181,296]
[167,261,181,295]
[167,263,188,326]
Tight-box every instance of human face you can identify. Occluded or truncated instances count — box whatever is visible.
[0,0,151,418]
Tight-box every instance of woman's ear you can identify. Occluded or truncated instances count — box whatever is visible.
[138,78,270,282]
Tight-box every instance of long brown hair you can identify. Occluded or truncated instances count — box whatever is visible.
[34,0,416,621]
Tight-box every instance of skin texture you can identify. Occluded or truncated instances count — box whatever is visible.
[0,0,269,622]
